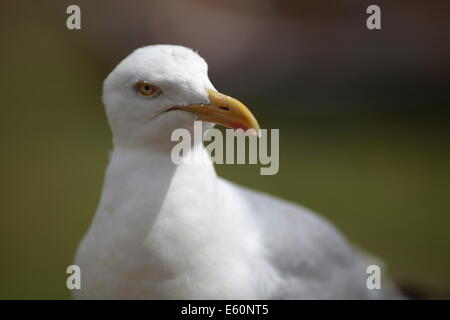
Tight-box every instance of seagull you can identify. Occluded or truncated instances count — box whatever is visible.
[74,44,402,299]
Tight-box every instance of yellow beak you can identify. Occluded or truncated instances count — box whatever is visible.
[170,89,260,135]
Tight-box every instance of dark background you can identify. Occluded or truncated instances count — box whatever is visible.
[0,0,449,299]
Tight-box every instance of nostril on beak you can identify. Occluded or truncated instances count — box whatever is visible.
[218,106,229,111]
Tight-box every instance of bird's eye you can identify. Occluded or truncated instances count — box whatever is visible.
[136,81,161,98]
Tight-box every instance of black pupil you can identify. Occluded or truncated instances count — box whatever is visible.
[144,85,150,91]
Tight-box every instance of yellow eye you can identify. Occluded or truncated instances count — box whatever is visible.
[136,81,160,97]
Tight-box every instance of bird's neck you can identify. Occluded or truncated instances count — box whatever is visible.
[94,142,217,231]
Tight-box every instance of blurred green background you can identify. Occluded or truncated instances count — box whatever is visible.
[1,1,449,299]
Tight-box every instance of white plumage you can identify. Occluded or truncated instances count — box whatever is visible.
[74,45,402,299]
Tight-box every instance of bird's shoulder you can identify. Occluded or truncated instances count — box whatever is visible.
[219,178,361,274]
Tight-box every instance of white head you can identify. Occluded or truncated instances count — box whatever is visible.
[103,45,259,149]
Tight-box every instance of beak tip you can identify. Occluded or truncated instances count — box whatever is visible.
[244,127,261,137]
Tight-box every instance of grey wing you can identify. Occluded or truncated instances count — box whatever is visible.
[231,181,403,299]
